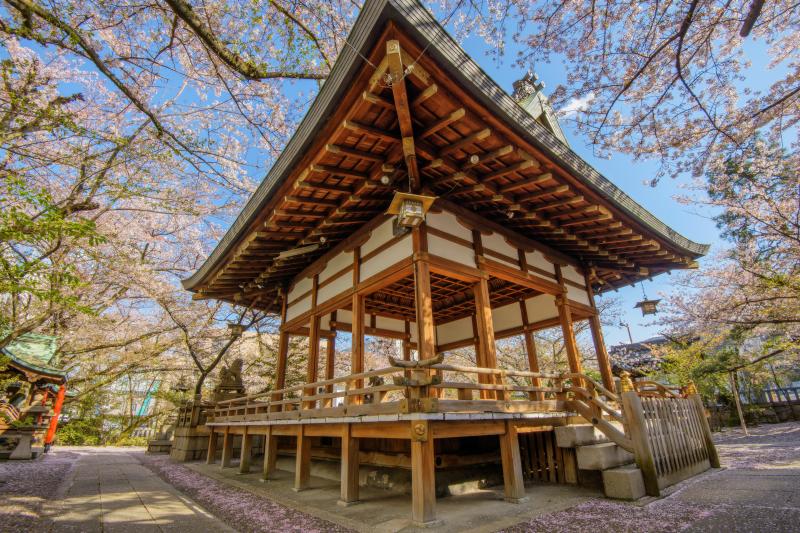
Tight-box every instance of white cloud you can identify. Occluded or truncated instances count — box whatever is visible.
[558,93,595,117]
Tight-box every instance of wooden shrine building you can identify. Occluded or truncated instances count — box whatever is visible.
[182,0,717,525]
[1,333,67,459]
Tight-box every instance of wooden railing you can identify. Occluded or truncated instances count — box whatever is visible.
[210,362,576,423]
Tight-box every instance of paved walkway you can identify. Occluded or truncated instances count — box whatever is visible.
[46,447,233,532]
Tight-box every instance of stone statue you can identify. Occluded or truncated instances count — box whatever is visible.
[213,358,245,402]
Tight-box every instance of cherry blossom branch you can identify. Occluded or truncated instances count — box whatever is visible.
[163,0,327,80]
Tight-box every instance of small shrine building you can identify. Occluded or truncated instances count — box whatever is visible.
[181,0,718,525]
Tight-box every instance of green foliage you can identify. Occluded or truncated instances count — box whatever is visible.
[112,435,149,447]
[56,416,103,445]
[0,173,103,319]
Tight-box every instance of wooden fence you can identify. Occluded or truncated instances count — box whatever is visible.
[621,392,719,495]
[763,386,800,404]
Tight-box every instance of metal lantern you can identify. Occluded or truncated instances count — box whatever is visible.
[634,298,660,316]
[634,282,660,316]
[227,322,245,338]
[386,192,437,228]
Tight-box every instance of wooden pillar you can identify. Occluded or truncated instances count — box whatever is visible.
[206,427,217,464]
[585,274,616,393]
[220,426,233,468]
[351,247,364,399]
[273,290,290,411]
[410,422,437,526]
[339,423,360,505]
[305,317,320,409]
[519,300,543,401]
[238,426,252,474]
[554,266,583,377]
[402,320,411,361]
[620,391,660,496]
[293,427,311,491]
[499,421,527,502]
[588,315,615,393]
[262,426,278,480]
[475,276,503,399]
[413,225,435,361]
[323,316,336,407]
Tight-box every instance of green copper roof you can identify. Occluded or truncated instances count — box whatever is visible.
[1,333,66,381]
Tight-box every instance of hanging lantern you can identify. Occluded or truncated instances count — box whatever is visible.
[634,282,659,316]
[634,298,660,316]
[386,192,437,228]
[227,322,245,338]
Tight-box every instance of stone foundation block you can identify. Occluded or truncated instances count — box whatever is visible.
[602,464,645,500]
[576,442,634,470]
[555,424,608,447]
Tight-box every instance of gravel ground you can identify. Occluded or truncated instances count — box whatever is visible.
[0,449,77,532]
[141,453,354,533]
[504,421,800,533]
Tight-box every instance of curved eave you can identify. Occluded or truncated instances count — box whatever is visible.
[183,0,707,292]
[6,358,67,384]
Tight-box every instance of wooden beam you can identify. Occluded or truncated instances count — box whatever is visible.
[342,120,399,144]
[386,40,419,189]
[484,159,535,182]
[464,145,514,170]
[515,184,569,203]
[438,128,491,157]
[411,83,437,108]
[325,143,385,164]
[500,173,554,195]
[310,163,369,181]
[362,90,394,110]
[296,180,353,195]
[419,107,465,138]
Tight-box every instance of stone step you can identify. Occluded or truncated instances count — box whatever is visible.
[602,464,646,500]
[555,424,609,447]
[576,442,634,471]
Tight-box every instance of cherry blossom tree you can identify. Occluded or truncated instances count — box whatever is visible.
[442,0,799,180]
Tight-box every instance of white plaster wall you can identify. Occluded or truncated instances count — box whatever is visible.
[360,218,395,257]
[525,250,555,275]
[319,313,330,330]
[375,315,406,334]
[562,265,586,285]
[482,232,520,268]
[319,249,353,283]
[427,234,476,268]
[436,316,473,346]
[567,285,591,306]
[286,294,311,322]
[317,272,352,306]
[492,301,523,332]
[426,210,473,242]
[360,235,412,280]
[524,294,560,324]
[288,275,313,302]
